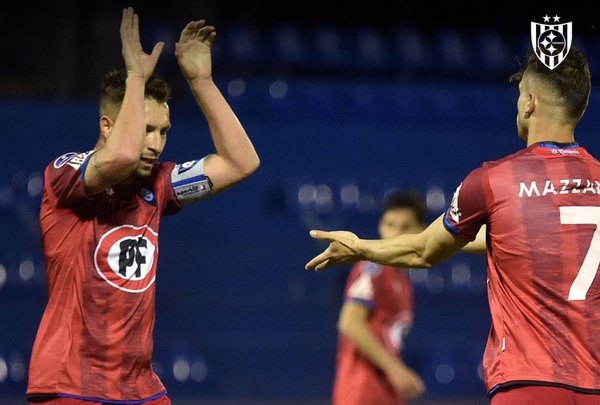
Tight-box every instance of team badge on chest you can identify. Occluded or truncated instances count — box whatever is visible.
[94,225,159,293]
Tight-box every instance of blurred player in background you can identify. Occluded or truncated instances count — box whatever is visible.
[333,190,427,404]
[27,7,259,405]
[306,46,600,404]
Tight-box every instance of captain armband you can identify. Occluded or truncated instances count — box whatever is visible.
[171,158,213,205]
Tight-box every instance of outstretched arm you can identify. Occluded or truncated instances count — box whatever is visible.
[305,213,469,271]
[175,20,259,193]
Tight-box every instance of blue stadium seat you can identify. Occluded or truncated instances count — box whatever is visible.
[473,30,518,74]
[392,27,434,72]
[267,22,309,67]
[219,22,266,66]
[433,29,474,73]
[353,27,392,71]
[310,24,352,69]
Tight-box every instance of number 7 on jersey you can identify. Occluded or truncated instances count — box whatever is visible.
[560,206,600,301]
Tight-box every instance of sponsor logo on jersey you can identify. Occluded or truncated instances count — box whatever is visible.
[449,183,463,223]
[94,225,158,293]
[550,148,580,156]
[60,151,93,170]
[53,152,77,168]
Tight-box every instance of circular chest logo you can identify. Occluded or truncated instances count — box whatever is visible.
[94,225,159,293]
[140,187,155,202]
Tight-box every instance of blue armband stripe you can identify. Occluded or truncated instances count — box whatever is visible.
[172,174,208,188]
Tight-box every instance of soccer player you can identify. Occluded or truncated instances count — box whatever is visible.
[333,190,426,405]
[306,46,600,405]
[27,7,259,404]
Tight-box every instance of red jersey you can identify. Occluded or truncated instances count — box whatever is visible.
[333,261,414,405]
[444,142,600,395]
[28,151,212,402]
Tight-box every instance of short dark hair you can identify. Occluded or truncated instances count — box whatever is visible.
[509,46,591,119]
[383,190,429,223]
[99,68,172,114]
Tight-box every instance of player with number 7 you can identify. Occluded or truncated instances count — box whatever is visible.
[306,46,600,405]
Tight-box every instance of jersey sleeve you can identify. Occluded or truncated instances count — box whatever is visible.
[346,262,380,309]
[45,151,95,208]
[443,165,489,242]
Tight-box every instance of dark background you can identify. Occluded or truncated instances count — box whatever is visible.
[3,1,600,100]
[1,1,600,404]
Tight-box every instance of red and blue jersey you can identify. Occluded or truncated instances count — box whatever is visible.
[333,261,414,405]
[444,142,600,395]
[28,151,212,402]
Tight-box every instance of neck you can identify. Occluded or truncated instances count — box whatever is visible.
[525,121,576,146]
[527,132,575,146]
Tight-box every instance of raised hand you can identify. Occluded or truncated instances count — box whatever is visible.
[175,20,217,82]
[119,7,164,81]
[305,230,362,271]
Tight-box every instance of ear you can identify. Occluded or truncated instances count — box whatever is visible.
[524,93,537,118]
[99,115,113,139]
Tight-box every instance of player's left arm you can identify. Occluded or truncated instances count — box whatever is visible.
[175,19,259,194]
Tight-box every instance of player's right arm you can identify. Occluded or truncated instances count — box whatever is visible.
[306,167,488,271]
[338,301,425,399]
[84,7,164,194]
[461,225,486,254]
[306,214,469,271]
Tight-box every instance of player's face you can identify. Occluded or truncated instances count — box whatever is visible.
[135,99,170,177]
[378,208,423,239]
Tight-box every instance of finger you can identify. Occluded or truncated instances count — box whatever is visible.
[120,7,133,38]
[120,7,130,32]
[150,41,165,63]
[314,259,330,272]
[205,31,217,47]
[304,258,319,270]
[309,230,331,240]
[402,386,417,400]
[408,381,425,399]
[131,12,141,45]
[312,254,333,271]
[179,20,200,43]
[305,253,329,270]
[196,25,216,41]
